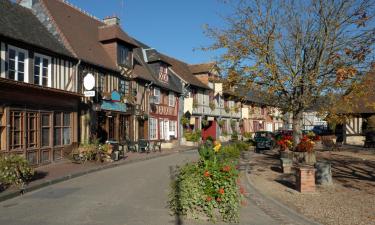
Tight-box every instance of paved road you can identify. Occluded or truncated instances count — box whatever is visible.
[0,151,278,225]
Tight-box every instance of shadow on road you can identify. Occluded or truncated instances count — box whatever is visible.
[169,165,183,225]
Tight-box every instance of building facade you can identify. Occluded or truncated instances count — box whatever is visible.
[0,0,80,166]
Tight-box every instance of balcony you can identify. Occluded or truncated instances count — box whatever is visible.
[192,104,241,118]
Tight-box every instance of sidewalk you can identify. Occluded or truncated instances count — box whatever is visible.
[0,145,196,202]
[241,158,321,225]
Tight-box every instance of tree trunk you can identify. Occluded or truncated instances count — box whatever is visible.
[292,111,303,150]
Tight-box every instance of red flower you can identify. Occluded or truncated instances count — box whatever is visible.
[206,196,212,202]
[204,171,211,177]
[218,188,225,195]
[222,165,231,172]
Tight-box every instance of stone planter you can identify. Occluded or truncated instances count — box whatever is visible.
[280,158,292,173]
[296,166,316,192]
[293,151,316,165]
[315,161,333,185]
[279,150,292,159]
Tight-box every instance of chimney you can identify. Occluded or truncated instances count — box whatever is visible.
[103,16,120,26]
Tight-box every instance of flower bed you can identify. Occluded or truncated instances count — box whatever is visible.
[169,141,246,223]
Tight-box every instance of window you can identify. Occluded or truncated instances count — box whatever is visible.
[159,64,168,83]
[8,46,28,82]
[41,114,51,147]
[98,75,105,93]
[26,112,37,148]
[169,121,177,137]
[153,87,161,104]
[34,54,51,87]
[168,92,175,107]
[118,45,132,67]
[54,112,71,146]
[119,79,129,95]
[10,111,24,150]
[149,118,158,140]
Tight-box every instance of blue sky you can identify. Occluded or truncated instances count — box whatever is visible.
[68,0,230,64]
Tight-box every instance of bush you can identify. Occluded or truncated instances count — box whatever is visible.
[169,142,243,223]
[184,130,202,142]
[0,155,34,188]
[231,131,238,141]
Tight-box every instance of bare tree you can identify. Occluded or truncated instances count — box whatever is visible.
[204,0,375,147]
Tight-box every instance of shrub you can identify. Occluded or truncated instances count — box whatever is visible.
[0,155,34,188]
[217,144,241,163]
[180,116,189,127]
[234,141,250,151]
[184,130,202,142]
[243,132,253,139]
[231,131,238,141]
[170,142,242,222]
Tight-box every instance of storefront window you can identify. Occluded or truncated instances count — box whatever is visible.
[41,114,50,147]
[54,112,71,146]
[10,111,24,150]
[26,112,37,148]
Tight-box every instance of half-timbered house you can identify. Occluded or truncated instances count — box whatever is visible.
[20,0,143,144]
[0,0,80,166]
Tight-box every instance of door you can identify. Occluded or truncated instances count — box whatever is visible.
[164,119,169,141]
[159,120,164,140]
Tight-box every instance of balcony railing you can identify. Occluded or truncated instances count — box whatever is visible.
[192,104,241,118]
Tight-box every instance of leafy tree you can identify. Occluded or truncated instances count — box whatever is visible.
[204,0,375,148]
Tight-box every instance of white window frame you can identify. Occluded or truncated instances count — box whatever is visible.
[169,121,176,137]
[154,87,161,104]
[149,118,158,140]
[159,65,168,82]
[34,53,52,87]
[7,45,29,83]
[168,92,175,107]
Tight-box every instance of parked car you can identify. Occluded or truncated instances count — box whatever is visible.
[312,125,333,136]
[254,131,275,152]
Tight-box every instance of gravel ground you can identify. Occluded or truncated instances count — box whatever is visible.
[248,149,375,225]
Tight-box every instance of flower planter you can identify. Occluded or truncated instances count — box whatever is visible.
[315,161,333,185]
[280,158,292,173]
[296,166,316,192]
[293,151,316,165]
[279,150,292,159]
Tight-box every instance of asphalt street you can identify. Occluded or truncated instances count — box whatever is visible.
[0,150,278,225]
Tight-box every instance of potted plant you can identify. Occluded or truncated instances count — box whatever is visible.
[294,135,316,165]
[276,135,293,159]
[224,106,230,113]
[209,102,216,111]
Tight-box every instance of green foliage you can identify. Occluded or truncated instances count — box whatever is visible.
[231,131,238,141]
[202,118,209,127]
[0,155,34,188]
[169,142,243,223]
[184,130,202,142]
[217,144,241,162]
[243,132,253,139]
[209,102,216,111]
[224,106,230,113]
[180,116,189,127]
[217,119,225,128]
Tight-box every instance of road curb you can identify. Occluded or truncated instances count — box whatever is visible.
[244,167,322,225]
[0,147,196,203]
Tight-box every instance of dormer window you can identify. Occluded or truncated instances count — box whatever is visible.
[118,44,132,68]
[159,64,168,83]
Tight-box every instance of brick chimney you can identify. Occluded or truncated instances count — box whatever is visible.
[103,16,120,26]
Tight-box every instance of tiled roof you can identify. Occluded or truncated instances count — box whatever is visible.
[98,25,139,48]
[161,55,210,90]
[188,62,216,74]
[40,0,136,71]
[0,0,72,57]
